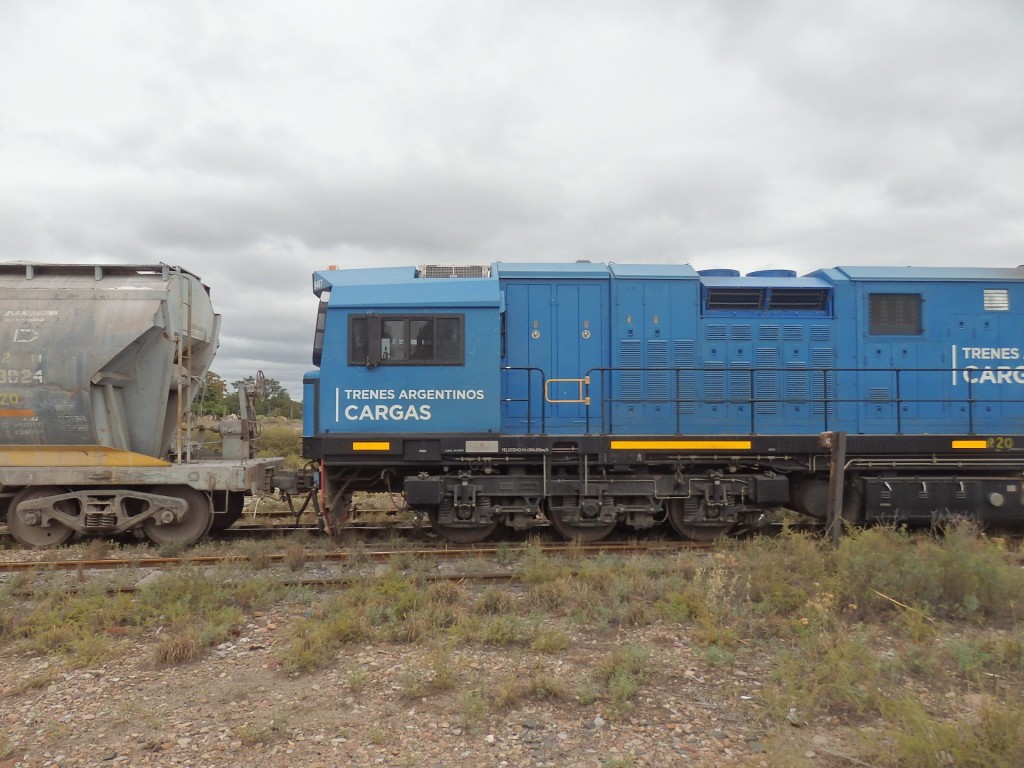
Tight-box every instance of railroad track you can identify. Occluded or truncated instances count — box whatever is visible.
[0,521,411,545]
[0,516,697,547]
[0,540,706,573]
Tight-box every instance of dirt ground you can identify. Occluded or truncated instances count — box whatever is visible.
[0,564,867,768]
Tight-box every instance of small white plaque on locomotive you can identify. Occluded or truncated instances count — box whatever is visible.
[466,440,500,453]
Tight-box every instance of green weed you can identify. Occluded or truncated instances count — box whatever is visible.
[494,667,566,709]
[868,694,1024,767]
[459,688,489,727]
[590,645,651,717]
[767,624,888,719]
[368,723,388,745]
[531,627,571,653]
[236,713,288,745]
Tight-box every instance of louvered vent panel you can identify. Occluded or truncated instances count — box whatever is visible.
[730,325,752,341]
[755,375,778,413]
[811,347,834,368]
[811,371,834,415]
[706,325,728,340]
[620,340,642,400]
[984,289,1009,311]
[677,371,697,414]
[756,348,778,369]
[647,340,669,400]
[729,362,752,402]
[755,348,779,414]
[785,362,809,402]
[648,371,668,401]
[647,340,668,367]
[621,372,642,400]
[620,340,642,365]
[783,325,804,341]
[868,387,891,402]
[810,325,831,342]
[759,325,780,340]
[674,340,696,366]
[704,361,726,402]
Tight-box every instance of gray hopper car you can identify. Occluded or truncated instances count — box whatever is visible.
[0,263,281,547]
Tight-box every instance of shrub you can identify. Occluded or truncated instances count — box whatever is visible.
[494,667,566,708]
[256,425,303,468]
[869,694,1024,767]
[767,624,889,719]
[836,525,1024,622]
[590,645,651,717]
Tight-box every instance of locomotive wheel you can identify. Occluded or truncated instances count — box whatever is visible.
[427,507,498,544]
[546,507,616,543]
[667,500,734,541]
[7,486,76,548]
[142,485,214,546]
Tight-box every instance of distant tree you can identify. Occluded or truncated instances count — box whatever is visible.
[230,375,300,418]
[192,371,228,416]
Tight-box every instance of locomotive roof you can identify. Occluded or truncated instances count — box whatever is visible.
[312,263,1024,300]
[492,262,612,278]
[818,266,1024,282]
[492,263,700,279]
[314,266,500,308]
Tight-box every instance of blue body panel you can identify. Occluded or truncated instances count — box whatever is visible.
[305,263,1024,438]
[308,268,501,435]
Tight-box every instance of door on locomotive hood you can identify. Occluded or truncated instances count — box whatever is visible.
[501,281,607,434]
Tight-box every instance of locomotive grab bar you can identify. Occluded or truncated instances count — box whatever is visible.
[544,377,591,405]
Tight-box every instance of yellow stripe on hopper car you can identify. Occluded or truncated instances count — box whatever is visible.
[353,441,391,451]
[0,446,171,467]
[951,440,988,449]
[610,440,752,451]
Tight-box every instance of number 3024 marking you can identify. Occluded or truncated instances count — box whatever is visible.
[0,369,43,385]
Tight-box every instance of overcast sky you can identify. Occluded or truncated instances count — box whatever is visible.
[2,0,1022,399]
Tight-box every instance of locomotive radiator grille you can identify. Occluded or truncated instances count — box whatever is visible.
[419,265,490,279]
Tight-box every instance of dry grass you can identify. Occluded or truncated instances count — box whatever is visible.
[6,525,1024,765]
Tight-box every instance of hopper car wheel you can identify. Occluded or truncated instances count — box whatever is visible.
[667,501,734,541]
[427,507,497,544]
[142,485,214,546]
[209,491,245,532]
[8,486,76,548]
[546,507,616,543]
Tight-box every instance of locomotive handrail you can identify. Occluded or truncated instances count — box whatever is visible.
[544,377,591,405]
[581,366,1017,436]
[502,366,547,433]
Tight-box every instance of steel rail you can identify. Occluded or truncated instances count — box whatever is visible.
[0,540,703,573]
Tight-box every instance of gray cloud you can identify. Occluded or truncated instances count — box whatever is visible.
[0,0,1022,397]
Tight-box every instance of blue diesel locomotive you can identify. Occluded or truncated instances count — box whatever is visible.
[303,262,1024,542]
